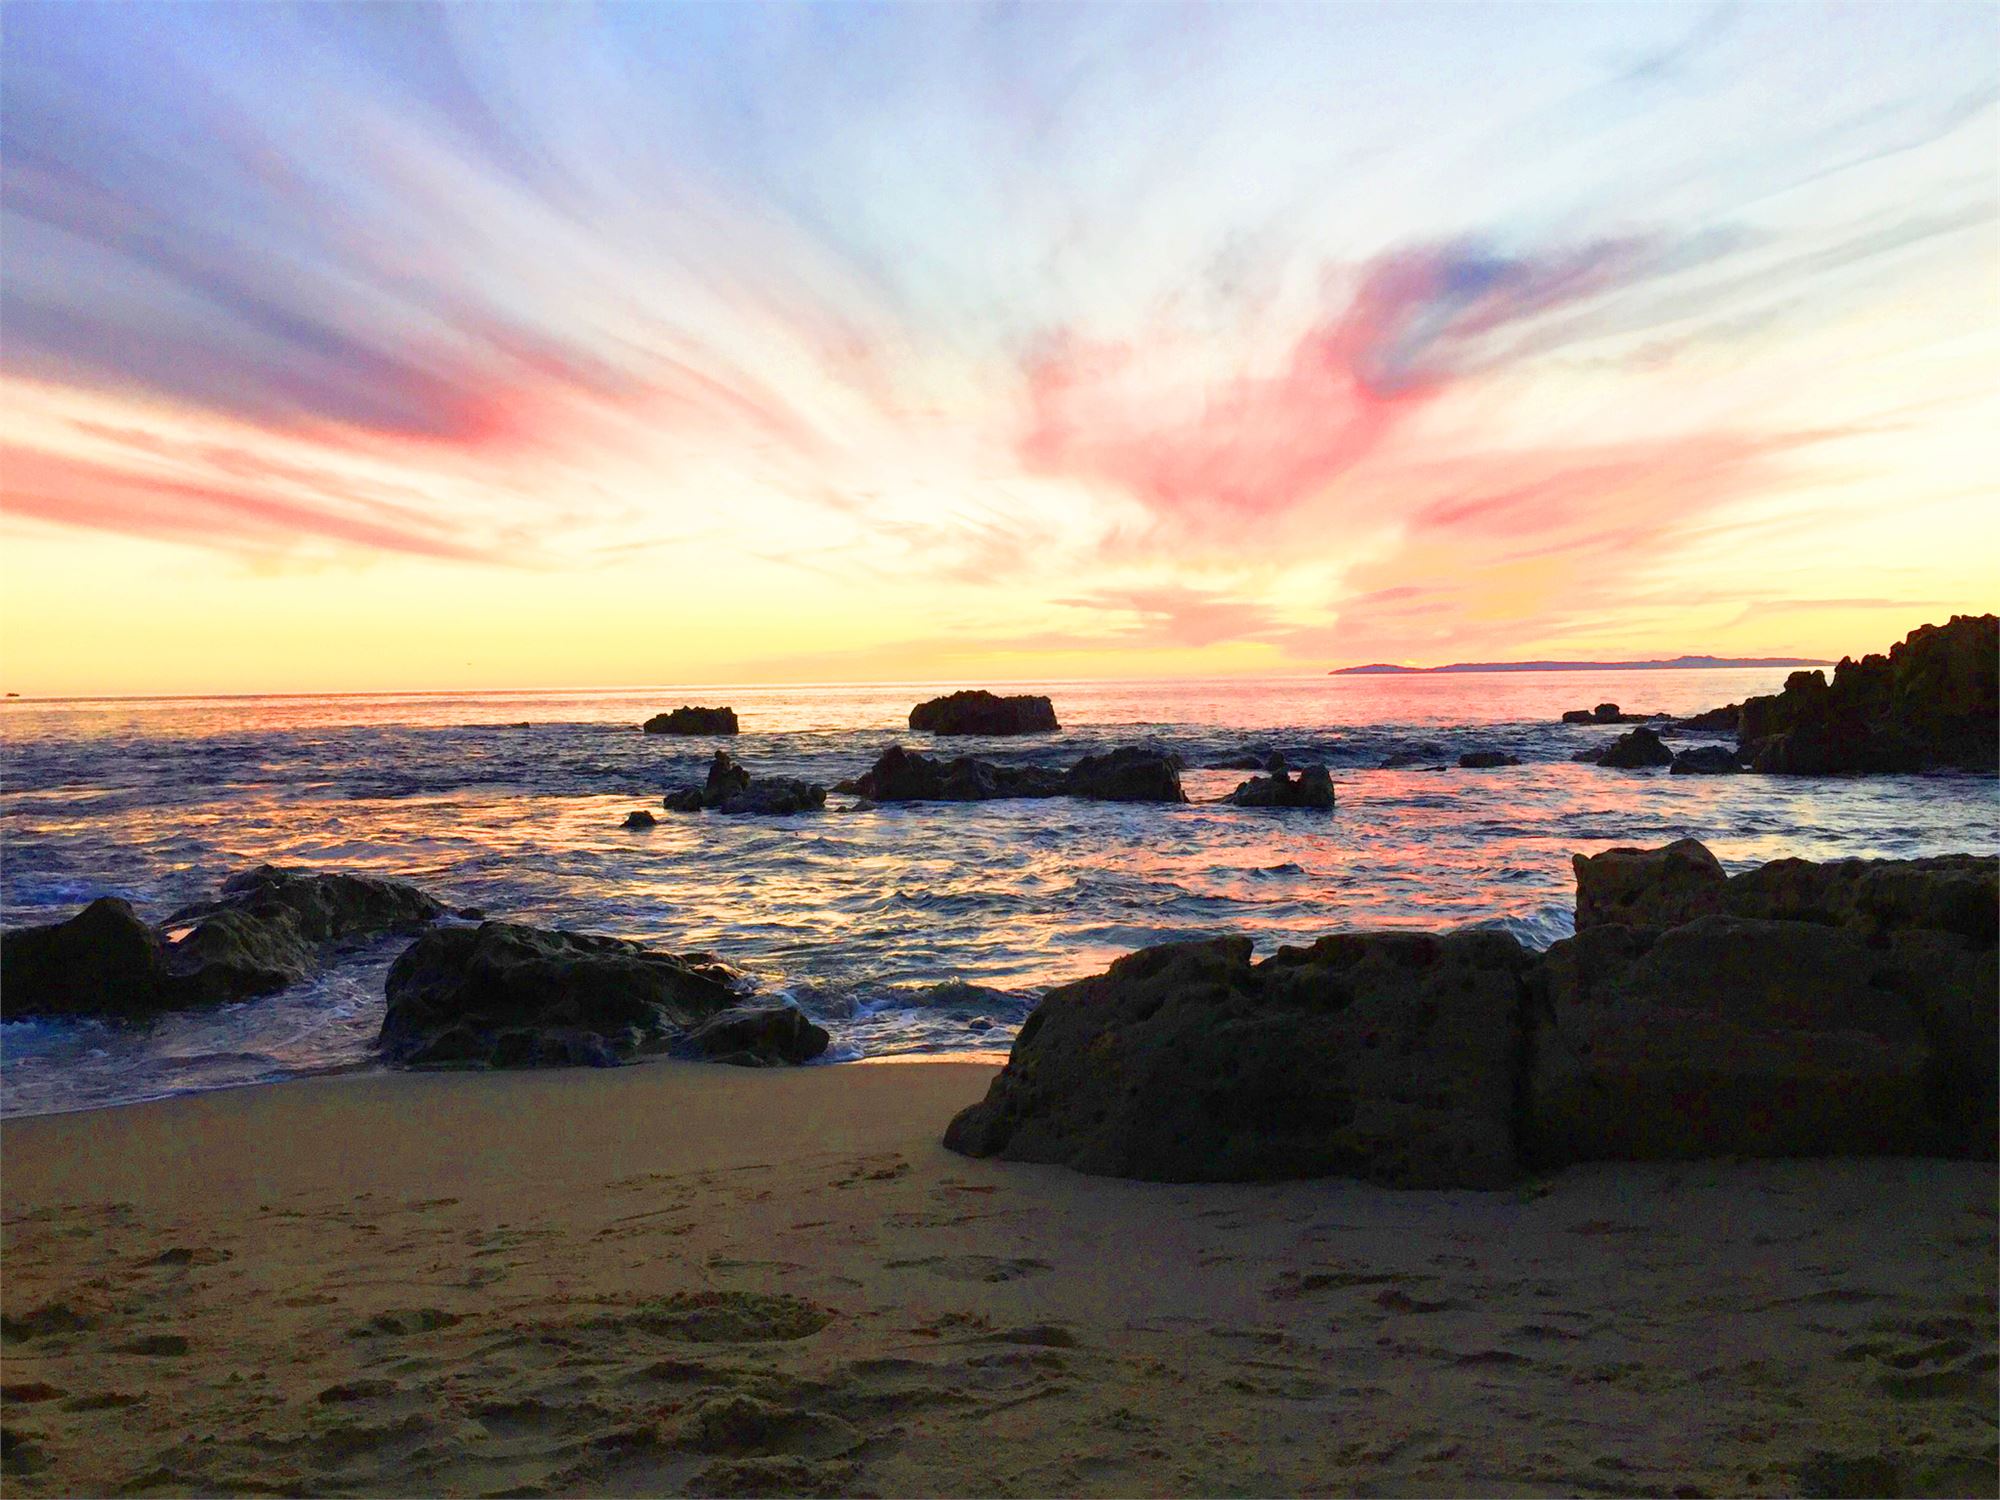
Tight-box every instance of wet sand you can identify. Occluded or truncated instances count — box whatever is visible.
[2,1060,1994,1497]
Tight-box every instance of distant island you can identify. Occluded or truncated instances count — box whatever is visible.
[1330,655,1831,675]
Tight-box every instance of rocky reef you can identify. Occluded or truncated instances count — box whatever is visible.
[662,751,826,815]
[946,841,1997,1185]
[851,745,1184,803]
[907,690,1059,735]
[642,706,739,735]
[2,867,445,1020]
[1222,759,1337,808]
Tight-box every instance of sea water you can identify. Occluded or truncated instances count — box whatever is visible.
[4,671,1995,1116]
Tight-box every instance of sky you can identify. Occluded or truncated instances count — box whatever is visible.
[2,1,1996,696]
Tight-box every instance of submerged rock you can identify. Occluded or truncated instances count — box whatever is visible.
[623,810,658,829]
[678,1005,830,1067]
[1457,750,1520,769]
[1670,745,1740,775]
[1736,615,1997,774]
[1223,764,1336,809]
[642,706,739,735]
[944,932,1532,1186]
[1596,726,1675,769]
[908,691,1059,736]
[661,751,826,816]
[0,898,175,1019]
[851,745,1180,803]
[380,922,741,1068]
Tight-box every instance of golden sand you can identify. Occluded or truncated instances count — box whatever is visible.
[2,1060,1994,1496]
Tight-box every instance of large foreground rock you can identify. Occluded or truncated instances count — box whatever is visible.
[1736,614,1997,774]
[380,922,741,1067]
[0,898,175,1019]
[944,932,1532,1187]
[1573,840,1727,932]
[908,691,1058,735]
[1528,915,1972,1163]
[643,706,739,735]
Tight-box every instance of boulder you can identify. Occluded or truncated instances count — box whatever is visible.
[944,931,1532,1187]
[1736,615,1997,774]
[1223,764,1336,809]
[380,922,740,1068]
[0,898,175,1019]
[1672,702,1741,733]
[908,691,1059,736]
[1596,727,1674,769]
[1670,745,1739,775]
[1593,703,1621,722]
[1573,840,1727,932]
[622,810,658,829]
[660,752,826,815]
[1458,750,1520,769]
[1561,710,1596,725]
[1527,915,1949,1164]
[643,706,739,735]
[1562,704,1665,725]
[1063,747,1187,803]
[678,1006,830,1067]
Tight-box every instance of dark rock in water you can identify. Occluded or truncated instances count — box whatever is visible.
[678,1005,830,1067]
[944,931,1532,1186]
[0,898,175,1019]
[1670,744,1740,775]
[1596,727,1674,769]
[661,752,826,815]
[1457,750,1520,769]
[642,706,739,735]
[1207,749,1277,771]
[1561,709,1596,725]
[1527,915,1951,1164]
[1737,615,1997,774]
[1573,840,1726,933]
[1063,747,1187,803]
[1563,704,1666,725]
[1593,703,1621,722]
[458,907,485,920]
[380,922,740,1068]
[622,810,658,829]
[908,691,1058,736]
[1569,748,1604,764]
[165,906,317,1005]
[1379,742,1447,769]
[1224,764,1336,809]
[1672,702,1741,733]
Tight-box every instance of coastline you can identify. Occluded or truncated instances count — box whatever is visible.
[5,1059,1994,1497]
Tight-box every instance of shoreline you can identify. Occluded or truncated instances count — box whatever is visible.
[5,1059,1995,1497]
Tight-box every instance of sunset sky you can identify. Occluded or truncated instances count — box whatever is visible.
[2,1,1995,695]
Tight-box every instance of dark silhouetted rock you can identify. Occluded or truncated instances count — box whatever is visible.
[1670,744,1740,775]
[908,691,1058,736]
[1458,750,1520,769]
[623,810,658,829]
[1207,749,1278,771]
[1528,915,1948,1164]
[0,898,174,1019]
[944,931,1531,1186]
[1063,747,1187,803]
[380,922,740,1068]
[643,706,739,735]
[1724,853,1998,948]
[1672,702,1742,733]
[1224,764,1336,809]
[1570,748,1604,764]
[678,1005,830,1067]
[1593,703,1621,722]
[1596,727,1674,769]
[1738,615,1997,774]
[1562,704,1665,725]
[1561,710,1596,725]
[662,787,706,812]
[661,752,826,815]
[1573,840,1727,933]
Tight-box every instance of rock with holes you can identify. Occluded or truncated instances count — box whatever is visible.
[909,690,1059,735]
[380,921,741,1067]
[944,931,1531,1187]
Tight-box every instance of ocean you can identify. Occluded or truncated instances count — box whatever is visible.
[4,669,1995,1118]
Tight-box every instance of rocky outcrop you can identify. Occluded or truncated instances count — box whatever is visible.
[1573,840,1726,932]
[947,840,1997,1183]
[1562,703,1666,725]
[622,810,658,829]
[944,932,1531,1187]
[643,706,739,735]
[1063,747,1186,803]
[1736,615,1997,774]
[1671,702,1741,733]
[3,868,448,1018]
[908,691,1059,736]
[0,898,176,1019]
[379,922,742,1068]
[1670,745,1739,775]
[850,746,1182,804]
[662,752,826,816]
[1223,761,1336,809]
[678,1006,830,1067]
[1458,750,1520,769]
[1595,727,1675,769]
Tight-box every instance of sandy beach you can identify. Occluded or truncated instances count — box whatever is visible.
[1,1059,1993,1497]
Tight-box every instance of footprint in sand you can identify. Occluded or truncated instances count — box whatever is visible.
[347,1308,462,1338]
[884,1254,1052,1284]
[116,1333,191,1357]
[613,1291,832,1343]
[676,1393,861,1460]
